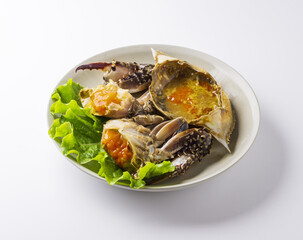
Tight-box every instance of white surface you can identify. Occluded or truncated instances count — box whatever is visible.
[1,0,302,239]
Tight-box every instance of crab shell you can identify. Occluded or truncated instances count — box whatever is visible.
[150,49,235,151]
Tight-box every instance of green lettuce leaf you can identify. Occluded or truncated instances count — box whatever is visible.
[51,78,82,105]
[48,79,175,189]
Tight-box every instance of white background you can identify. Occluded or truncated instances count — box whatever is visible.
[1,0,303,239]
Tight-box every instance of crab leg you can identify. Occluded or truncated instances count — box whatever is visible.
[151,127,212,162]
[152,117,188,142]
[132,115,164,126]
[137,90,156,114]
[149,119,212,167]
[76,61,154,93]
[146,128,213,184]
[167,128,212,176]
[161,128,212,156]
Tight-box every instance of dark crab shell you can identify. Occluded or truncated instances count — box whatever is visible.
[149,50,235,152]
[76,61,154,93]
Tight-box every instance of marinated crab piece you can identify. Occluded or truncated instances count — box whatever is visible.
[102,117,185,172]
[76,60,154,93]
[79,80,145,118]
[101,117,212,178]
[150,49,235,151]
[101,118,157,173]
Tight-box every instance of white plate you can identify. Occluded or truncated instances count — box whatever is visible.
[47,44,260,191]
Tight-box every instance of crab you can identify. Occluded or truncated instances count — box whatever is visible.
[73,49,236,185]
[149,49,235,151]
[101,115,213,181]
[76,60,154,93]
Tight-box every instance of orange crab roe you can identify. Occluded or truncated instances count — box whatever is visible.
[165,79,220,120]
[101,129,133,168]
[166,86,199,115]
[91,89,121,115]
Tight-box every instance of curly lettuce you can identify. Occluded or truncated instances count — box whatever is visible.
[48,79,175,189]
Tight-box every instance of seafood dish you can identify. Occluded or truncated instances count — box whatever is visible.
[49,49,235,189]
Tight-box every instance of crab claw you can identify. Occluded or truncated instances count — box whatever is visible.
[76,60,154,93]
[75,62,112,72]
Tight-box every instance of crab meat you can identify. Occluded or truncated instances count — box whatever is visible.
[79,80,145,118]
[101,116,213,178]
[150,49,235,151]
[76,60,154,93]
